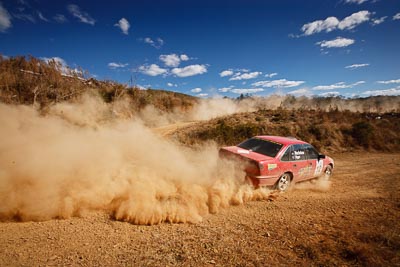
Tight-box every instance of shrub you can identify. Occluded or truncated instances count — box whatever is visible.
[308,124,322,140]
[351,121,374,148]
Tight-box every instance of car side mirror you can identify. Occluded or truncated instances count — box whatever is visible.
[318,154,326,160]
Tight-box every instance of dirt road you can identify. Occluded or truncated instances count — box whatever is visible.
[1,152,399,266]
[152,121,199,137]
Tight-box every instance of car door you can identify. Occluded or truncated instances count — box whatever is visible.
[291,144,311,181]
[280,144,309,182]
[304,144,324,178]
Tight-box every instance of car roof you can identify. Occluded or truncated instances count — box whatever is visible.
[254,135,308,146]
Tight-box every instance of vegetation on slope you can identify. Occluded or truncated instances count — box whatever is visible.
[0,55,197,112]
[1,55,400,152]
[175,109,400,152]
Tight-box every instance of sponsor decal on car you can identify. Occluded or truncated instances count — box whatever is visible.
[298,165,313,177]
[268,163,277,170]
[314,159,323,176]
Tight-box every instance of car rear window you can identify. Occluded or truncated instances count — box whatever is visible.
[237,138,283,158]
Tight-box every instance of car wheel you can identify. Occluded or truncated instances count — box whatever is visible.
[323,165,333,180]
[276,173,291,191]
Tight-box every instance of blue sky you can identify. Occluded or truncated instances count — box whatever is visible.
[1,0,399,98]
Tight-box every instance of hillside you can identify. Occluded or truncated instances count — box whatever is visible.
[173,109,400,152]
[0,55,198,112]
[1,55,400,153]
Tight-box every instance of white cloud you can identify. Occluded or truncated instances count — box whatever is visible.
[143,37,164,49]
[218,87,232,93]
[12,0,40,24]
[139,64,167,76]
[37,11,48,22]
[313,81,365,90]
[41,57,67,67]
[16,0,29,5]
[393,13,400,20]
[180,54,189,61]
[114,18,130,35]
[252,79,305,88]
[238,68,250,73]
[157,38,164,47]
[0,2,12,32]
[362,86,400,96]
[231,88,264,94]
[14,13,36,23]
[159,54,182,67]
[230,71,262,81]
[108,62,129,69]
[317,37,355,48]
[302,16,339,35]
[53,14,67,23]
[40,56,79,76]
[191,88,202,93]
[67,4,95,25]
[345,63,369,69]
[344,0,368,4]
[319,91,341,97]
[265,72,278,78]
[338,10,371,30]
[372,16,387,25]
[287,88,312,96]
[288,88,341,97]
[376,79,400,84]
[197,93,208,98]
[301,10,371,36]
[353,81,366,86]
[219,70,234,77]
[167,82,177,87]
[136,84,150,90]
[171,64,207,77]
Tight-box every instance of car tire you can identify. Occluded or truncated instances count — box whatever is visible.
[323,165,333,180]
[275,173,291,191]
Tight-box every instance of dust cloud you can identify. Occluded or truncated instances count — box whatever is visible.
[0,95,273,225]
[135,97,287,127]
[191,95,400,122]
[136,94,400,128]
[293,177,332,192]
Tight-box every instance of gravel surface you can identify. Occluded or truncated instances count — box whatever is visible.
[1,152,399,266]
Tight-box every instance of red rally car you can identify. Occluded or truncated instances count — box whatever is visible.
[220,136,334,191]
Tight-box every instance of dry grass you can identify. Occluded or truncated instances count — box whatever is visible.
[174,109,400,152]
[0,55,197,112]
